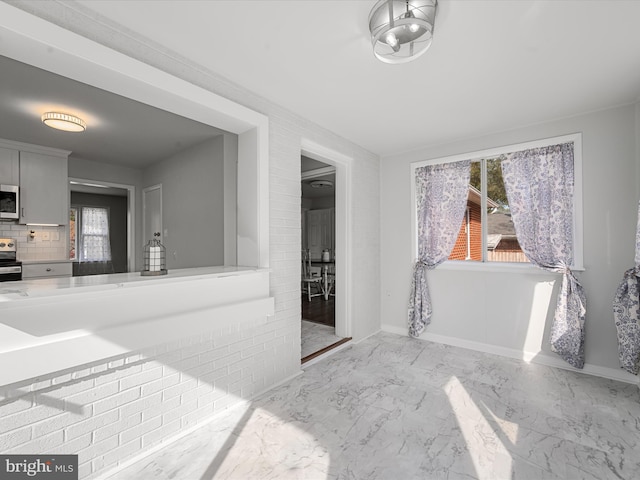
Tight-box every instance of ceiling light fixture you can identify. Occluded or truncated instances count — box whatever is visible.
[309,179,334,189]
[369,0,437,64]
[41,112,87,132]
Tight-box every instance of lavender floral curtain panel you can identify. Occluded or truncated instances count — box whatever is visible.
[502,142,586,369]
[409,160,471,337]
[612,201,640,375]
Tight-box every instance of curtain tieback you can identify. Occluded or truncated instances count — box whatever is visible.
[562,266,579,281]
[415,260,439,271]
[620,265,640,292]
[560,266,586,317]
[625,265,640,278]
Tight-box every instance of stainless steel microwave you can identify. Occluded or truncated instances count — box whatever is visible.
[0,185,19,219]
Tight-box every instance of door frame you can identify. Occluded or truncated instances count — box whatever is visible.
[301,139,352,339]
[142,183,162,245]
[69,177,136,273]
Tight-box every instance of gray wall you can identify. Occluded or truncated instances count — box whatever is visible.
[68,156,143,269]
[70,136,229,271]
[309,195,335,210]
[381,103,638,373]
[143,136,225,269]
[70,191,128,273]
[301,195,334,210]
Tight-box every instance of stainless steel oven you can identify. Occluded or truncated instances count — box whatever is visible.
[0,263,22,281]
[0,239,21,281]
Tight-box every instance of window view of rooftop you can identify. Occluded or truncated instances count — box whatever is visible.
[449,158,528,263]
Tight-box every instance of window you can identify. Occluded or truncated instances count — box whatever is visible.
[69,206,112,262]
[411,133,583,270]
[448,157,528,263]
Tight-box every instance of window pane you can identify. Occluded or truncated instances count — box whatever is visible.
[80,207,112,262]
[485,158,528,263]
[449,161,481,261]
[82,207,109,235]
[448,158,529,263]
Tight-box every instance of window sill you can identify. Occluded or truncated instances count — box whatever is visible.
[438,260,585,274]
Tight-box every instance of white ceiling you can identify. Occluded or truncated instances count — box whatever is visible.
[70,0,640,157]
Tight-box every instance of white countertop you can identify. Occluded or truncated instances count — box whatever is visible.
[0,265,265,302]
[20,259,72,264]
[0,264,273,387]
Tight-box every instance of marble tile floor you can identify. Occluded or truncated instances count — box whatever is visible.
[301,320,344,359]
[104,331,640,480]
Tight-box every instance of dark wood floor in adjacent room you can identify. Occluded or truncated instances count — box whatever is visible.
[301,295,335,327]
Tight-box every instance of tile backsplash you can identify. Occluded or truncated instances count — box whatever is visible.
[0,219,67,261]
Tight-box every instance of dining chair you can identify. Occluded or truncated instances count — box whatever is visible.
[301,250,323,301]
[325,263,335,298]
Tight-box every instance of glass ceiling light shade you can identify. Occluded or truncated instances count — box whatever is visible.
[41,112,87,132]
[309,179,333,188]
[369,0,437,64]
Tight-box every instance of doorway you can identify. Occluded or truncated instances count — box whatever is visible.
[300,154,350,363]
[69,177,136,274]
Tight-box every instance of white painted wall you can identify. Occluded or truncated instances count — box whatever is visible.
[381,103,638,379]
[223,133,238,266]
[142,136,225,269]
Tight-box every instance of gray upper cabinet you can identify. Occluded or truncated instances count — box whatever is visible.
[0,138,71,226]
[0,146,19,185]
[20,150,69,225]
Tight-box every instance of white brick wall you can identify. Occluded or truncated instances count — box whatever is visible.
[0,316,282,477]
[3,2,381,479]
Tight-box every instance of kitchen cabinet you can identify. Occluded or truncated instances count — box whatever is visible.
[0,138,70,226]
[23,261,72,279]
[19,150,69,225]
[0,146,19,185]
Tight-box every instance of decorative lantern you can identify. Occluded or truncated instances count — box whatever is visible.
[141,235,167,276]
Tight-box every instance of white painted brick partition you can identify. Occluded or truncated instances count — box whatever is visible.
[0,315,284,477]
[1,2,381,479]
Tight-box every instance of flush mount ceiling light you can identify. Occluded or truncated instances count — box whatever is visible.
[41,112,86,132]
[369,0,437,64]
[309,179,334,188]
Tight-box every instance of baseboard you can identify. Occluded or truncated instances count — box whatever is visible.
[381,324,639,385]
[94,369,304,480]
[352,328,382,344]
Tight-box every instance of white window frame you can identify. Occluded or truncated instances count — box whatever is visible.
[410,133,584,273]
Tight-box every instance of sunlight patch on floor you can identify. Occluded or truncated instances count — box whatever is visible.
[213,406,331,479]
[444,376,514,479]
